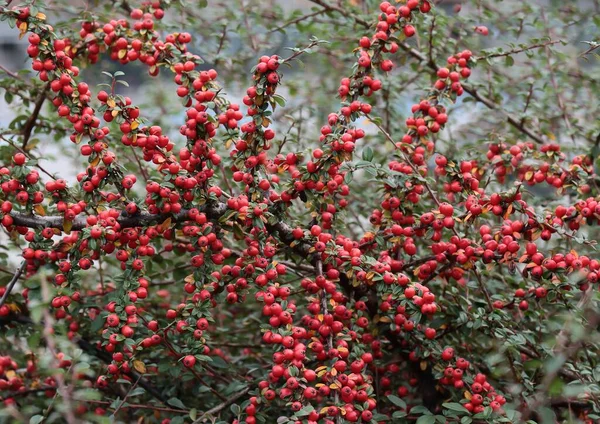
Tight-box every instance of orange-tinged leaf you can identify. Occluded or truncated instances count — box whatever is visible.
[18,22,27,39]
[90,156,101,167]
[7,303,21,313]
[34,204,46,216]
[464,391,472,400]
[133,360,146,373]
[36,12,47,20]
[159,217,172,232]
[131,120,139,130]
[5,370,17,379]
[420,361,428,371]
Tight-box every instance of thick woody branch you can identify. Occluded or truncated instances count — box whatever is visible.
[9,202,228,231]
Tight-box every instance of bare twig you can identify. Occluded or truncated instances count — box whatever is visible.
[268,8,330,33]
[475,39,562,60]
[191,386,250,423]
[0,261,26,308]
[21,83,49,149]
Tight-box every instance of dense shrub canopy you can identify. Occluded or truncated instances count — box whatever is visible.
[0,1,599,423]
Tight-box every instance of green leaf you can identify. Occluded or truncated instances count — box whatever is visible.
[505,55,515,67]
[416,415,436,424]
[29,416,44,424]
[443,402,468,414]
[387,394,406,409]
[167,397,187,409]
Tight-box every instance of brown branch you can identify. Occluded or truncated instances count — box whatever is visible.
[21,83,50,149]
[0,261,26,307]
[191,386,250,423]
[475,39,562,60]
[268,8,330,33]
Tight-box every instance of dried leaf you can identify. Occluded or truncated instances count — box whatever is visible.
[34,204,46,216]
[133,360,146,374]
[63,219,72,234]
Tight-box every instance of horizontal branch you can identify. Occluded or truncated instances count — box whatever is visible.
[9,203,227,231]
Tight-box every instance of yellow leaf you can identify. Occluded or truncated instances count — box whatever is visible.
[320,407,329,415]
[5,370,17,379]
[36,12,47,20]
[107,98,116,108]
[63,220,72,234]
[18,22,27,39]
[130,120,139,130]
[118,49,127,59]
[133,360,146,374]
[34,204,46,216]
[464,391,472,400]
[7,303,21,313]
[184,274,195,284]
[75,133,83,144]
[111,109,119,117]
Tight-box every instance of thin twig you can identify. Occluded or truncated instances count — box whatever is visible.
[191,386,250,423]
[21,83,50,149]
[475,39,562,60]
[0,261,26,308]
